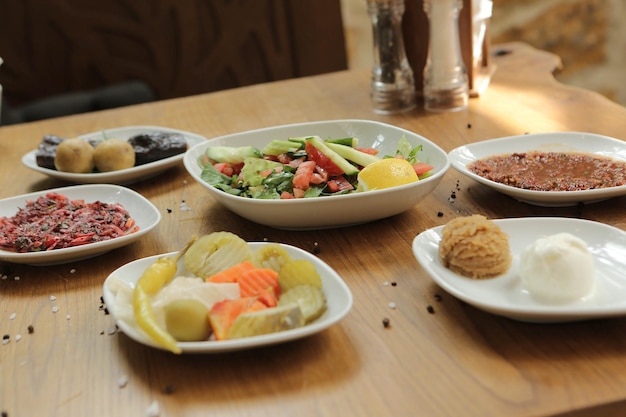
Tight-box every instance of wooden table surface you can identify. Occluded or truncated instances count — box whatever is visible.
[1,42,626,417]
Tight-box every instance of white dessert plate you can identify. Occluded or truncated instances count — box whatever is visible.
[0,184,161,265]
[184,119,449,229]
[22,126,206,184]
[448,132,626,207]
[102,242,353,353]
[412,217,626,323]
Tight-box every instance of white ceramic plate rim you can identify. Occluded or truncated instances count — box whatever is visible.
[22,125,207,184]
[448,132,626,206]
[102,242,353,353]
[412,217,626,322]
[0,184,161,265]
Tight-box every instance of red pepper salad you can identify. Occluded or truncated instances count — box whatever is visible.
[0,192,139,253]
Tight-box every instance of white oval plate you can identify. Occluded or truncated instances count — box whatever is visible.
[448,132,626,207]
[102,242,353,353]
[22,126,206,185]
[0,184,161,265]
[412,217,626,323]
[184,119,449,230]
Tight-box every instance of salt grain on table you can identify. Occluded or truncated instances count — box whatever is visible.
[51,306,59,313]
[49,295,56,301]
[118,375,128,388]
[145,401,160,417]
[9,313,16,320]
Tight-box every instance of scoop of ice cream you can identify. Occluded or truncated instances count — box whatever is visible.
[519,233,595,302]
[438,214,512,279]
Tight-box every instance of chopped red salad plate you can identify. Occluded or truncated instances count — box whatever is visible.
[0,184,161,265]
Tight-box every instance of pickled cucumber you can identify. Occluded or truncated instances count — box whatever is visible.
[278,285,326,323]
[226,304,304,339]
[278,259,323,291]
[252,244,293,272]
[184,232,252,278]
[164,299,212,342]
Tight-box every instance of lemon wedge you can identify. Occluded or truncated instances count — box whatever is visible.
[357,158,418,191]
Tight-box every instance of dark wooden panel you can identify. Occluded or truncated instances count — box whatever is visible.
[0,0,347,106]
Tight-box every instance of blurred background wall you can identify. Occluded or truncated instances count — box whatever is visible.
[341,0,626,106]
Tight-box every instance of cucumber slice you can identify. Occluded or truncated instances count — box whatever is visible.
[226,304,304,339]
[204,145,261,164]
[326,142,380,167]
[325,137,359,147]
[261,140,303,156]
[307,136,359,175]
[278,285,327,323]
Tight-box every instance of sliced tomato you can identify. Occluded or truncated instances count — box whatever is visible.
[213,162,234,176]
[293,160,315,189]
[326,176,354,193]
[356,147,379,155]
[305,141,344,176]
[230,162,244,175]
[413,162,434,175]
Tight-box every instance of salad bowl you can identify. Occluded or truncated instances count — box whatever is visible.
[183,119,450,229]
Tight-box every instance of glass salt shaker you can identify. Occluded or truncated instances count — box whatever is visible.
[422,0,469,112]
[367,0,416,114]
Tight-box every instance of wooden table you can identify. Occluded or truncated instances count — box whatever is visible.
[1,43,625,417]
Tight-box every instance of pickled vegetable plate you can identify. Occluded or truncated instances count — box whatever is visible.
[102,242,353,353]
[22,125,207,185]
[183,119,449,229]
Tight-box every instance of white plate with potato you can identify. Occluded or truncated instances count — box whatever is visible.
[22,125,206,185]
[102,241,354,353]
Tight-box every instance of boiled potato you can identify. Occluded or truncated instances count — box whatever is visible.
[94,138,135,172]
[54,138,95,173]
[164,299,212,342]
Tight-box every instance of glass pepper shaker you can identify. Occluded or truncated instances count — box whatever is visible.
[367,0,416,114]
[422,0,469,112]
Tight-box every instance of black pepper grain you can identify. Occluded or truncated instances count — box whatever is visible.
[391,281,397,287]
[437,211,444,217]
[427,305,435,314]
[434,294,442,302]
[382,318,390,328]
[467,123,472,129]
[2,334,9,341]
[2,410,8,417]
[166,208,172,213]
[312,241,321,254]
[27,325,34,334]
